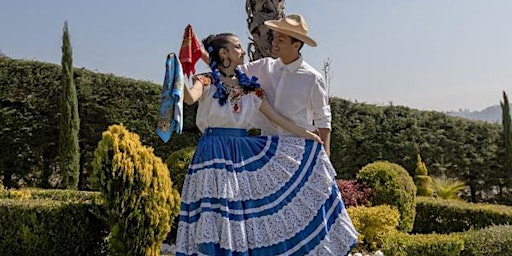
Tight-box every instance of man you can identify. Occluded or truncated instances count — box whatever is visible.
[240,13,332,156]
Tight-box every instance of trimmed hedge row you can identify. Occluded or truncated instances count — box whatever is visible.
[0,56,200,189]
[413,196,512,234]
[380,225,512,256]
[0,188,102,202]
[381,232,464,256]
[2,56,508,205]
[460,225,512,256]
[0,195,108,255]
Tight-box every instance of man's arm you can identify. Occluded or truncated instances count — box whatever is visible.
[311,75,332,156]
[318,128,331,157]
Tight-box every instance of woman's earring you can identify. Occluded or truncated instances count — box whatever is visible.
[221,58,231,68]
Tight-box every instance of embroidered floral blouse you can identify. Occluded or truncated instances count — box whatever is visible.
[194,73,266,133]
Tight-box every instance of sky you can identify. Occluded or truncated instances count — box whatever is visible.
[2,0,512,112]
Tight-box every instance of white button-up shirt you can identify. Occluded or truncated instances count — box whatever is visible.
[240,56,331,135]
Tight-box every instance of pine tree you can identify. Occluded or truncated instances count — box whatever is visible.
[500,91,512,192]
[58,21,80,188]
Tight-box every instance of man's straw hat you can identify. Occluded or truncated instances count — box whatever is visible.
[264,14,317,47]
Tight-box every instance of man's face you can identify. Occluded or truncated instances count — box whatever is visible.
[271,31,300,59]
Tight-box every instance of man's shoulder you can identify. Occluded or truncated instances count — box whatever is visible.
[300,61,322,77]
[300,60,325,80]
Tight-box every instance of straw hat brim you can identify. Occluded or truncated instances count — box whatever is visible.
[265,21,317,47]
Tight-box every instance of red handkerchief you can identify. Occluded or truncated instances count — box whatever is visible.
[179,24,202,78]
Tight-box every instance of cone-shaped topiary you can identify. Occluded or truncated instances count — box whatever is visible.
[414,154,434,197]
[90,124,180,256]
[357,161,417,232]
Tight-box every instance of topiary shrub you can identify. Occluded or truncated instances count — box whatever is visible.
[347,204,400,250]
[90,124,181,256]
[357,161,417,232]
[414,154,433,196]
[164,146,195,194]
[337,179,375,207]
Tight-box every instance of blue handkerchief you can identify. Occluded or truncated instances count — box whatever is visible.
[157,53,184,143]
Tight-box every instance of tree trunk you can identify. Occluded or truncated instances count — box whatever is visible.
[245,0,285,61]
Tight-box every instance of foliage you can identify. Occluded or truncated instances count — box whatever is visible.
[460,225,512,256]
[90,124,180,256]
[0,194,108,255]
[329,98,501,203]
[0,57,200,189]
[163,146,195,244]
[381,231,464,256]
[413,196,512,234]
[499,91,512,190]
[1,57,508,204]
[357,161,417,232]
[347,205,399,250]
[336,179,374,207]
[432,175,466,199]
[58,21,80,189]
[165,146,195,194]
[414,154,433,196]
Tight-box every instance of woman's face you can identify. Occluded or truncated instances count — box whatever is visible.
[223,36,245,66]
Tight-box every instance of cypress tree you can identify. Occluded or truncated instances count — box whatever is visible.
[58,21,80,188]
[500,91,512,192]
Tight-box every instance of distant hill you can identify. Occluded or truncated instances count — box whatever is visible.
[446,104,511,123]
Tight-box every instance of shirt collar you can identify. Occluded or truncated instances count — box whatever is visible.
[278,55,303,73]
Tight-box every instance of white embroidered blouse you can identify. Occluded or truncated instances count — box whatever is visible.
[194,74,266,133]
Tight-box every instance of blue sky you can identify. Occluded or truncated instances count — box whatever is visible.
[2,0,512,111]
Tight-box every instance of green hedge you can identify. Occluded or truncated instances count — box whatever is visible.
[0,56,200,189]
[1,56,508,204]
[413,196,512,234]
[381,232,464,256]
[0,188,102,202]
[0,197,108,255]
[460,225,512,256]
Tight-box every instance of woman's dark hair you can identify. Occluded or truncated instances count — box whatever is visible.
[202,33,236,70]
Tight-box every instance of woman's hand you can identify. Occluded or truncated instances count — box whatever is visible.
[305,131,324,144]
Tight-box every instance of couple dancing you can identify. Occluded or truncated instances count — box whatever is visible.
[176,14,358,256]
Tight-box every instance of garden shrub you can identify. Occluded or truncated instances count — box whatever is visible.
[460,225,512,256]
[165,146,195,194]
[90,124,181,256]
[357,161,417,232]
[337,179,374,207]
[413,196,512,234]
[432,175,466,199]
[414,154,433,196]
[0,197,108,255]
[347,204,399,250]
[381,231,464,256]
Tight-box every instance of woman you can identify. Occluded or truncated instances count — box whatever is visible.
[175,33,358,256]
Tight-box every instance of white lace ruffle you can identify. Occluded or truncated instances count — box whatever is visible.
[181,137,307,204]
[304,208,359,256]
[176,150,345,254]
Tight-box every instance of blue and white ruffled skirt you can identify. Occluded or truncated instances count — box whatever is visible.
[176,127,358,256]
